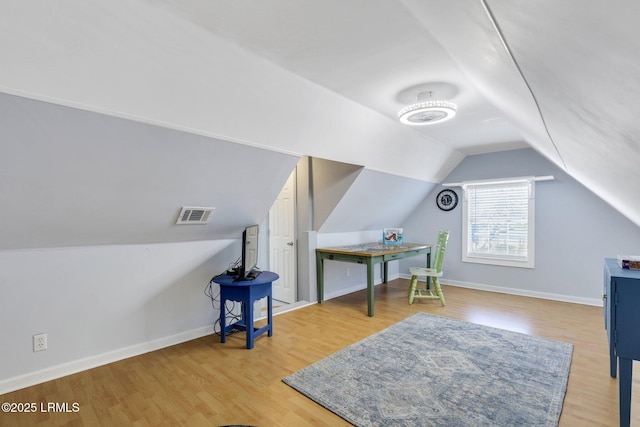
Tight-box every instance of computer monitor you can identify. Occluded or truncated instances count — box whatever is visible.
[237,224,259,280]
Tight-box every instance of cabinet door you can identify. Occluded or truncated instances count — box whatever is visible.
[604,266,611,331]
[615,278,640,359]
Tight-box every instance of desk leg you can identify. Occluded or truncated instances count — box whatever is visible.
[267,293,273,337]
[382,261,388,283]
[367,260,375,317]
[610,342,617,378]
[245,300,254,350]
[619,357,632,427]
[220,303,227,343]
[426,251,432,290]
[316,254,324,304]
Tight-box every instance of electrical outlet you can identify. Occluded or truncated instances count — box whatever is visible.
[33,333,47,352]
[345,267,351,277]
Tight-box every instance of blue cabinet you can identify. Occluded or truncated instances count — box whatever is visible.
[604,258,640,427]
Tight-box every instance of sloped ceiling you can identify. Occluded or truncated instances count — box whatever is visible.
[1,1,640,228]
[0,92,299,250]
[317,169,438,233]
[487,1,640,225]
[310,158,364,231]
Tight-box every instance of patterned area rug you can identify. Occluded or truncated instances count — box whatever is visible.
[283,312,573,426]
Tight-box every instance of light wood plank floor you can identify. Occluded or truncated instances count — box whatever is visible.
[1,279,636,426]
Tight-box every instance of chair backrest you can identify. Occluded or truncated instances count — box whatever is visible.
[432,230,450,273]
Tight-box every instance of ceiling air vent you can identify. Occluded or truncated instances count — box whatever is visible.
[176,207,215,225]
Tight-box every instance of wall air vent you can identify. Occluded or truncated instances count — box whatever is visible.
[176,207,215,224]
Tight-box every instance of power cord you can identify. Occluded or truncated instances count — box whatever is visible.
[204,273,243,336]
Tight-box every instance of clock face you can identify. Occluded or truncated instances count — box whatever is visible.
[436,189,458,211]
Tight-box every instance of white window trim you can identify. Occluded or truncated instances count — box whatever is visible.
[461,176,535,269]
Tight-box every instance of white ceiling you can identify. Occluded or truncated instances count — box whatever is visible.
[1,0,639,226]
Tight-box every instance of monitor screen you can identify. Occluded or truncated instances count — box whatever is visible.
[240,224,259,279]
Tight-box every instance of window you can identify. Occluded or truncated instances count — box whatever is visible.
[462,177,535,268]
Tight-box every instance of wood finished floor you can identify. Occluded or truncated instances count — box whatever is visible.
[0,279,635,426]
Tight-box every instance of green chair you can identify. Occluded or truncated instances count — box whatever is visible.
[408,230,449,305]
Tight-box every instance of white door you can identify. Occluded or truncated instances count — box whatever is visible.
[269,170,296,303]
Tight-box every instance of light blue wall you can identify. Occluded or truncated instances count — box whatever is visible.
[309,169,438,301]
[400,148,640,305]
[0,92,300,250]
[317,169,437,233]
[0,92,298,392]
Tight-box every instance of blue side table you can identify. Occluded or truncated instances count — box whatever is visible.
[213,271,279,349]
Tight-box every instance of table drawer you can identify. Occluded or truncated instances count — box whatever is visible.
[383,249,426,262]
[325,253,367,264]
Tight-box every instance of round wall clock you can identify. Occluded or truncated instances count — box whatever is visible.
[436,189,458,211]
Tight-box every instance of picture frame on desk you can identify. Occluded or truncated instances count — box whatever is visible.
[383,228,403,245]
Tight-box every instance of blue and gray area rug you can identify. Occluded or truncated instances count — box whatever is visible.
[283,312,573,426]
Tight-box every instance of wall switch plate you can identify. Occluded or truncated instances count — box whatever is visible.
[33,333,47,352]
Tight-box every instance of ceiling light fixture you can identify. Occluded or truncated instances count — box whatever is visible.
[398,91,457,125]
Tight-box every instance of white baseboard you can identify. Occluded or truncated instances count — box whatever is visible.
[2,301,317,395]
[272,300,313,316]
[0,325,214,395]
[318,273,602,307]
[399,274,603,307]
[323,278,386,301]
[2,276,601,395]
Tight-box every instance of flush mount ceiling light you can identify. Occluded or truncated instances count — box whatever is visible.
[398,91,457,125]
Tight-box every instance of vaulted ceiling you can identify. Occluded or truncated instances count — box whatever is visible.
[2,1,640,227]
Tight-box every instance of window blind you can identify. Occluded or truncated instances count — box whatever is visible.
[462,177,535,268]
